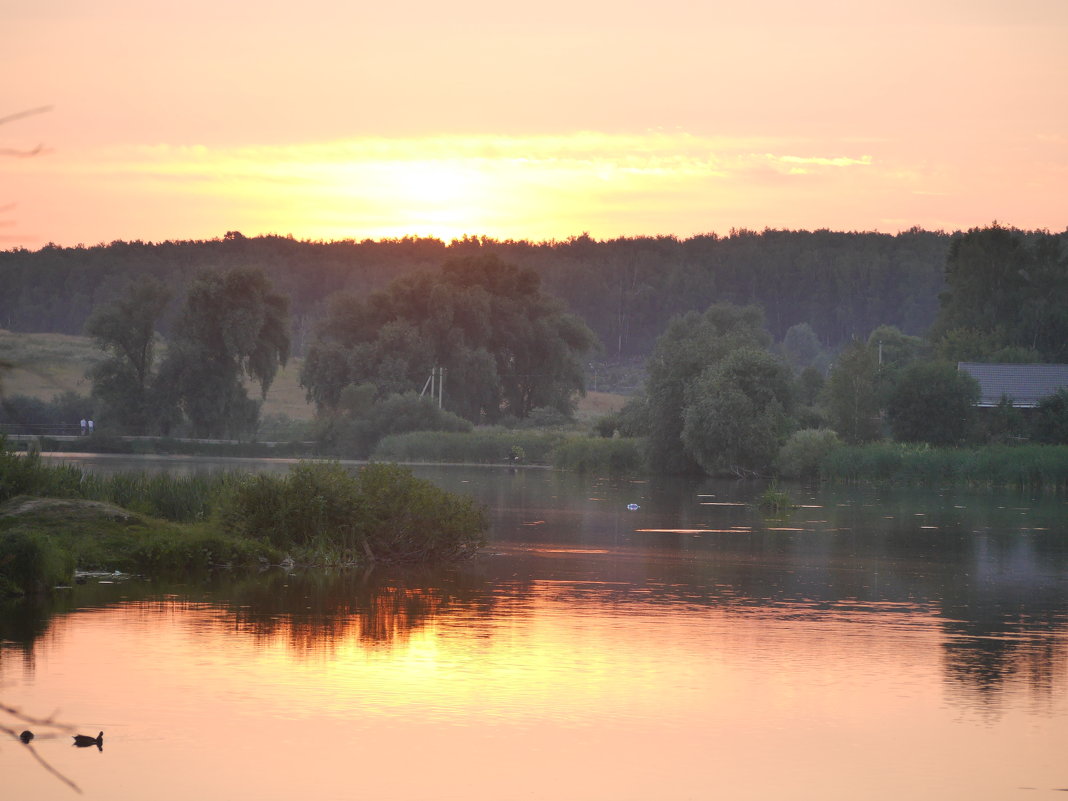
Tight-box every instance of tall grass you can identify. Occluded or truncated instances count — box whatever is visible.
[821,443,1068,490]
[221,462,487,563]
[551,436,645,475]
[2,447,487,569]
[1,446,239,521]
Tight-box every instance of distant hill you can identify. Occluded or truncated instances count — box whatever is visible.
[0,229,952,360]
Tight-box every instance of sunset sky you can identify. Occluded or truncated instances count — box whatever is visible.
[3,0,1066,248]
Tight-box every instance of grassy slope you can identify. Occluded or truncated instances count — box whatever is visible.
[1,329,314,420]
[0,330,626,423]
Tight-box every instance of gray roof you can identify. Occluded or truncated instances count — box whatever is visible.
[958,362,1068,408]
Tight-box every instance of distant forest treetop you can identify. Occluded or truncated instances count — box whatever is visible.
[3,227,1057,360]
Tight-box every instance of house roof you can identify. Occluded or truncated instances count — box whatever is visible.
[958,362,1068,408]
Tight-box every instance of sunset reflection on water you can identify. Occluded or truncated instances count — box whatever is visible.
[5,464,1068,799]
[4,562,1066,801]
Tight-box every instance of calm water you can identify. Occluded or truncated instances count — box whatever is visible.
[3,456,1068,800]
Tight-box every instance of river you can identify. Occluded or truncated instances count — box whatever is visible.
[3,455,1067,800]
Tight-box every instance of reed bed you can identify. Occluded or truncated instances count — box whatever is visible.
[821,443,1068,490]
[550,436,645,475]
[373,428,566,464]
[0,448,239,521]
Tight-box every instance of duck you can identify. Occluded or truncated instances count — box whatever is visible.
[72,731,103,747]
[19,730,34,743]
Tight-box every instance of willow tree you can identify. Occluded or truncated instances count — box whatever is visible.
[301,254,598,423]
[84,278,171,433]
[157,268,289,439]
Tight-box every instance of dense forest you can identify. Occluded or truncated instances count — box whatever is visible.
[0,228,962,360]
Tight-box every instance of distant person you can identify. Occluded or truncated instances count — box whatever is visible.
[80,418,87,436]
[87,419,94,435]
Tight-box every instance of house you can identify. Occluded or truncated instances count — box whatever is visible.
[957,362,1068,408]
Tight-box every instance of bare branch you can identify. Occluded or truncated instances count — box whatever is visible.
[1,701,83,794]
[0,106,53,126]
[0,144,47,157]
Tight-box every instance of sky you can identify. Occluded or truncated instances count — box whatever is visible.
[2,0,1067,248]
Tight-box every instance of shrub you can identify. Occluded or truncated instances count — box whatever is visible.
[775,428,842,479]
[0,530,75,596]
[353,463,487,562]
[885,361,980,445]
[757,484,793,516]
[221,461,487,563]
[1032,389,1068,445]
[319,392,473,458]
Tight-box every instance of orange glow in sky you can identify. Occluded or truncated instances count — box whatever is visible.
[2,0,1066,247]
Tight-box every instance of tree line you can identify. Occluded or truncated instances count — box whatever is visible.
[72,255,596,441]
[0,228,963,360]
[607,225,1068,477]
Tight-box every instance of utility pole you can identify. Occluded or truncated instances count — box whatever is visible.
[420,366,446,408]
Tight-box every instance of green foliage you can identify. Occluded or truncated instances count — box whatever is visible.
[301,254,598,423]
[680,347,795,476]
[825,340,882,444]
[221,462,486,563]
[885,361,979,445]
[84,277,170,433]
[352,463,487,562]
[866,325,928,369]
[756,484,793,517]
[551,436,645,475]
[1031,389,1068,445]
[980,397,1027,444]
[0,391,92,432]
[781,323,825,372]
[775,428,842,479]
[0,530,74,596]
[933,226,1068,362]
[0,230,951,366]
[0,449,84,502]
[157,268,290,438]
[373,428,565,464]
[644,303,772,474]
[822,443,1068,490]
[125,527,277,574]
[0,445,240,522]
[316,392,472,458]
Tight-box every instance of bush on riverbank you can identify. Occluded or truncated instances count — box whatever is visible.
[221,462,487,563]
[0,496,281,585]
[820,443,1068,490]
[0,445,487,592]
[551,436,645,474]
[0,530,75,596]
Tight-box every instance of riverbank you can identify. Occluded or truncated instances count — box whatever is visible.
[0,451,487,597]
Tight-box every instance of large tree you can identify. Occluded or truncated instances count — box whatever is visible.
[300,254,598,423]
[157,268,289,438]
[825,340,882,444]
[885,361,979,445]
[84,277,170,433]
[681,347,795,476]
[642,303,771,474]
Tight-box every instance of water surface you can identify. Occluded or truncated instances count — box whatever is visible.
[3,458,1067,799]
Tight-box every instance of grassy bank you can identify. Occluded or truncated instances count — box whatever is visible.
[0,449,488,596]
[820,443,1068,490]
